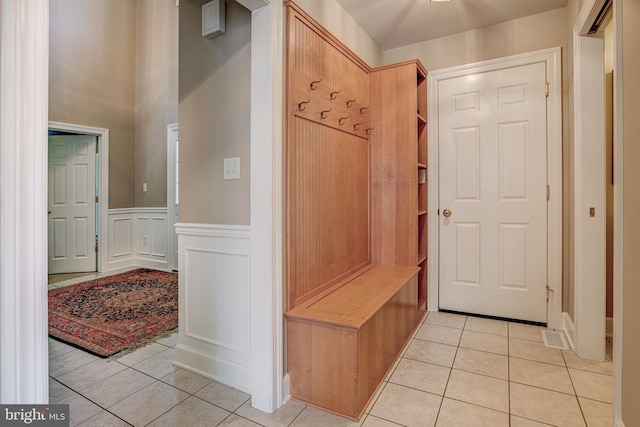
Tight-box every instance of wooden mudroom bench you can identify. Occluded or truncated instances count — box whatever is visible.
[285,264,423,420]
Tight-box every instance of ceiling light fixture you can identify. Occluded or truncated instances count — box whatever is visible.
[430,0,451,2]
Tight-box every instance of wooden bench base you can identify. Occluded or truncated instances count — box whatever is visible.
[285,265,423,420]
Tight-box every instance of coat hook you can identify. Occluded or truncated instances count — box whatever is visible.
[353,122,363,130]
[320,108,332,119]
[310,78,322,90]
[298,99,311,111]
[339,115,350,125]
[366,127,374,135]
[330,89,341,100]
[360,106,370,114]
[346,99,357,108]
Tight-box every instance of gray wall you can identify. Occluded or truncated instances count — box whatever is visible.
[135,0,179,207]
[49,0,178,209]
[49,0,137,209]
[178,0,251,225]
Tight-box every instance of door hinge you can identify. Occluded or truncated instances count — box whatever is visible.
[437,209,440,216]
[546,185,550,200]
[95,196,99,203]
[96,144,99,154]
[95,245,99,253]
[545,82,549,97]
[546,285,554,302]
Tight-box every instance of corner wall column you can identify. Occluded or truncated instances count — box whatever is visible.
[249,0,286,413]
[0,0,50,403]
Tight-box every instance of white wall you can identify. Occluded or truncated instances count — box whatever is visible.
[294,0,383,67]
[383,7,568,71]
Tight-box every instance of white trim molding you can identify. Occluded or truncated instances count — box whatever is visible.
[107,208,169,271]
[236,0,269,11]
[573,0,607,362]
[167,124,179,272]
[562,312,576,351]
[0,0,49,403]
[249,0,286,413]
[174,223,252,392]
[48,122,110,274]
[427,47,563,329]
[612,0,623,423]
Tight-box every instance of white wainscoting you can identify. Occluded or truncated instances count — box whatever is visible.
[107,208,169,271]
[173,223,252,393]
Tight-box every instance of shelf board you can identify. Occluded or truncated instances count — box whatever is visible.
[418,210,427,216]
[418,254,427,265]
[417,163,426,169]
[417,114,427,125]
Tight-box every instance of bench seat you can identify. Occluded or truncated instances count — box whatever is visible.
[285,264,423,420]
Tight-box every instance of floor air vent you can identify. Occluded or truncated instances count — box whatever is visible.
[541,330,569,350]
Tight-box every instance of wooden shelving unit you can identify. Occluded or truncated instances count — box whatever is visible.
[417,68,428,310]
[371,60,428,311]
[284,3,428,419]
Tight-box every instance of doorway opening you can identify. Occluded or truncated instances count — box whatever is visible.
[48,122,110,275]
[427,48,563,329]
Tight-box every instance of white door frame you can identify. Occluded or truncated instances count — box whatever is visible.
[427,47,563,329]
[49,122,109,274]
[167,123,178,272]
[0,0,49,403]
[572,0,609,362]
[248,1,286,413]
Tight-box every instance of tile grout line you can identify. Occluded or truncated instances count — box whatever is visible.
[433,314,466,426]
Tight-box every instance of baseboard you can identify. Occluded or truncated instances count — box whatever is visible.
[107,258,170,272]
[174,343,251,394]
[606,316,613,338]
[617,420,626,427]
[133,257,169,271]
[562,312,576,351]
[282,373,291,406]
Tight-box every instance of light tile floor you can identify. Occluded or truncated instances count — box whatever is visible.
[49,274,614,427]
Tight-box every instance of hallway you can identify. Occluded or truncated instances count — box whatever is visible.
[48,274,613,427]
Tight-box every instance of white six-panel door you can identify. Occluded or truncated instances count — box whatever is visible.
[438,62,548,323]
[48,134,97,274]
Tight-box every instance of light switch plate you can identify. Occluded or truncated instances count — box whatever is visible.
[224,157,240,180]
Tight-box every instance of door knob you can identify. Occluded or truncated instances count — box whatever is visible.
[48,210,52,215]
[443,209,452,218]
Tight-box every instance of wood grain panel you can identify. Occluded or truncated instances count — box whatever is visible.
[370,63,419,266]
[287,119,370,308]
[286,3,373,309]
[286,266,421,420]
[288,320,358,417]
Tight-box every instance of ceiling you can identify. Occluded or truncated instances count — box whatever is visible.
[336,0,568,50]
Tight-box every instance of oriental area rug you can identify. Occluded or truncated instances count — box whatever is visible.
[48,268,178,357]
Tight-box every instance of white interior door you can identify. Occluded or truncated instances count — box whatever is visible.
[48,134,97,274]
[438,62,548,323]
